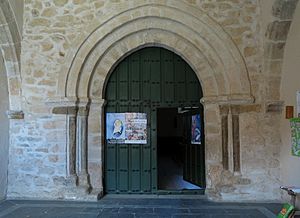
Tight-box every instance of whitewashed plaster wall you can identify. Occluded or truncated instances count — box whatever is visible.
[280,3,300,208]
[0,54,9,200]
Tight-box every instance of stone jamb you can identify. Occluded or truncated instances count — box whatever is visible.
[50,99,94,195]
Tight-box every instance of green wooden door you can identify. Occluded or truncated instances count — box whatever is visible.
[182,108,206,188]
[104,47,205,194]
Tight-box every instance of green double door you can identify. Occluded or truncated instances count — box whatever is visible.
[104,47,205,194]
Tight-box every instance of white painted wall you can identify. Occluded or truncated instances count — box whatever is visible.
[280,3,300,208]
[0,54,9,200]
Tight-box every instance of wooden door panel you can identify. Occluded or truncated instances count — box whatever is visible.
[105,47,204,193]
[182,109,206,188]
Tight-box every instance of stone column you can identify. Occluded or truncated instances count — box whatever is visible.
[66,107,77,184]
[231,106,240,173]
[77,106,92,192]
[220,106,229,170]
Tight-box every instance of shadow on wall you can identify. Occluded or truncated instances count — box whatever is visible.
[0,54,9,200]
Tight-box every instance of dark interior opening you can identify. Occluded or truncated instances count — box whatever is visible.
[157,108,201,190]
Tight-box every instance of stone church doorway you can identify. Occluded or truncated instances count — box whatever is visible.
[104,47,205,194]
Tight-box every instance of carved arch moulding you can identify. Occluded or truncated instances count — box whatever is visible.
[0,0,22,116]
[52,2,253,106]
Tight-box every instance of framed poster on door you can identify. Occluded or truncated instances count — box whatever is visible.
[106,113,147,144]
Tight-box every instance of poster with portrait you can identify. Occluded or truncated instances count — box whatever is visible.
[106,113,147,144]
[290,118,300,157]
[106,113,126,144]
[191,114,201,145]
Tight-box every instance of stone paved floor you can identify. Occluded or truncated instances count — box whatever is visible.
[0,195,282,218]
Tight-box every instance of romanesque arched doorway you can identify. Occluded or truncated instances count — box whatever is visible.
[104,47,205,194]
[57,1,253,199]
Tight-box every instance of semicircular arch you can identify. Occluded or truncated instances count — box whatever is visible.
[60,2,253,104]
[0,0,22,110]
[89,29,219,99]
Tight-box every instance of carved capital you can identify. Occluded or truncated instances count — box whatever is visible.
[78,107,89,116]
[201,94,254,105]
[67,106,78,115]
[46,96,78,107]
[52,106,78,115]
[220,104,261,115]
[90,98,106,106]
[230,105,240,115]
[265,101,284,113]
[219,105,229,116]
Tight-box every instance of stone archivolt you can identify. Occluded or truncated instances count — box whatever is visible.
[59,3,253,104]
[0,0,22,112]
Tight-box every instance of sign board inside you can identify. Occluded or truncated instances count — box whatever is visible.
[297,91,300,117]
[191,114,201,145]
[291,118,300,157]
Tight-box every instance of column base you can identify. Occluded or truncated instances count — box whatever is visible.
[77,173,92,193]
[66,175,77,187]
[96,189,104,200]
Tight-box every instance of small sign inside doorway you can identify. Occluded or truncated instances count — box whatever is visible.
[106,113,147,144]
[297,91,300,117]
[291,118,300,157]
[191,114,201,145]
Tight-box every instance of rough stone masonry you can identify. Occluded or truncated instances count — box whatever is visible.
[3,0,298,201]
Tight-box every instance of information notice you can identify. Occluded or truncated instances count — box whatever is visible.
[106,113,147,144]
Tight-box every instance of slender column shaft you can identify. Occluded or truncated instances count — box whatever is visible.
[78,108,88,174]
[67,112,77,176]
[221,115,229,170]
[76,106,91,192]
[220,106,229,170]
[231,106,240,172]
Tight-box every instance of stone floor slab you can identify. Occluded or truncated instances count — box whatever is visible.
[0,196,281,218]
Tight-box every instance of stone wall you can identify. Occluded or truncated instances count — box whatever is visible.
[5,0,298,201]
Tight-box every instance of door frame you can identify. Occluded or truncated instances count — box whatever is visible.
[155,106,206,195]
[102,47,206,195]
